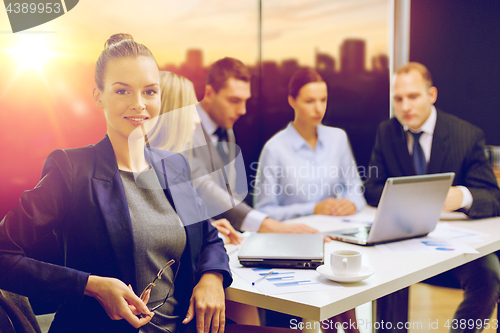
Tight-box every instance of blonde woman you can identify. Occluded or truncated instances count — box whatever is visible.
[148,71,243,246]
[147,71,199,157]
[149,71,260,327]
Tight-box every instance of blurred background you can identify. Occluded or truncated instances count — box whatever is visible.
[1,0,499,218]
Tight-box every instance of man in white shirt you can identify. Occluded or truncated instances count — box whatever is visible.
[192,57,319,234]
[365,62,500,333]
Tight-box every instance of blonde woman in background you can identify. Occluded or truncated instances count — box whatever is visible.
[148,71,260,327]
[147,71,198,159]
[148,71,243,246]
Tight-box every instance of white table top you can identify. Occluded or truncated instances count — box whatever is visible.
[225,208,500,321]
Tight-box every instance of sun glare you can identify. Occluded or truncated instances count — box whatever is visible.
[9,35,54,72]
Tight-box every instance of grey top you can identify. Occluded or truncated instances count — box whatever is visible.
[120,167,186,333]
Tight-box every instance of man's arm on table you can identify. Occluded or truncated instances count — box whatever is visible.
[455,129,500,218]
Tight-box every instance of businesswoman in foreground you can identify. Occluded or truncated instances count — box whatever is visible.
[0,34,231,333]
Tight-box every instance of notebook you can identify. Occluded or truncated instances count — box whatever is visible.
[326,172,455,246]
[238,233,324,269]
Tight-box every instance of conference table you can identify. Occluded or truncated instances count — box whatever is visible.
[224,207,500,332]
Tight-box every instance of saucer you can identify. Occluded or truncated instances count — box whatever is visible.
[316,265,374,283]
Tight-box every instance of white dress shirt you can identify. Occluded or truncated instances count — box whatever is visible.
[253,123,366,221]
[197,104,267,231]
[196,104,229,154]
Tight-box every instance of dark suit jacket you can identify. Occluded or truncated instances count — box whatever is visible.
[0,136,232,333]
[364,110,500,218]
[191,121,252,231]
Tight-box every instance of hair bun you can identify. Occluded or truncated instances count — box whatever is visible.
[104,33,134,49]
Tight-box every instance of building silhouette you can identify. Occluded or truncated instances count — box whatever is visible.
[341,39,365,74]
[183,49,203,71]
[175,49,208,100]
[281,59,300,78]
[372,54,389,74]
[315,50,335,74]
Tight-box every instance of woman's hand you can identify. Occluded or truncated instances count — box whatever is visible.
[129,284,150,313]
[211,219,243,245]
[84,275,154,328]
[330,199,356,216]
[314,198,337,215]
[258,218,330,242]
[314,198,356,216]
[182,272,225,333]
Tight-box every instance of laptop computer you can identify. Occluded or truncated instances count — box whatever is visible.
[326,172,455,246]
[238,233,324,269]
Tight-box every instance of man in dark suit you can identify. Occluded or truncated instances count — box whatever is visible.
[365,62,500,332]
[192,57,319,234]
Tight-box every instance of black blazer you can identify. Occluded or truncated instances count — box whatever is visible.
[0,136,232,333]
[364,110,500,218]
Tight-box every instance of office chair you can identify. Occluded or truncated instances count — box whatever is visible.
[0,302,16,333]
[0,291,41,333]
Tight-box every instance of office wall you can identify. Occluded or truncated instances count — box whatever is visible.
[410,0,500,145]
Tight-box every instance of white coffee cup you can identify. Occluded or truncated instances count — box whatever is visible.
[330,250,362,276]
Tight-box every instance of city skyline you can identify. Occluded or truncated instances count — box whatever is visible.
[164,37,388,100]
[168,38,388,73]
[170,38,388,72]
[0,0,389,69]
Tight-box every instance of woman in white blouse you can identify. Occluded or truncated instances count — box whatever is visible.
[253,68,365,333]
[254,68,366,221]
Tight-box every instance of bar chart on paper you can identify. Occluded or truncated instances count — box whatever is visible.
[231,267,343,295]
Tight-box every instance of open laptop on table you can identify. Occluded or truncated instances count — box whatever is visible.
[238,233,324,269]
[325,172,455,246]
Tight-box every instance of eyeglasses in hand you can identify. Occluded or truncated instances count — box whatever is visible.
[139,258,180,312]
